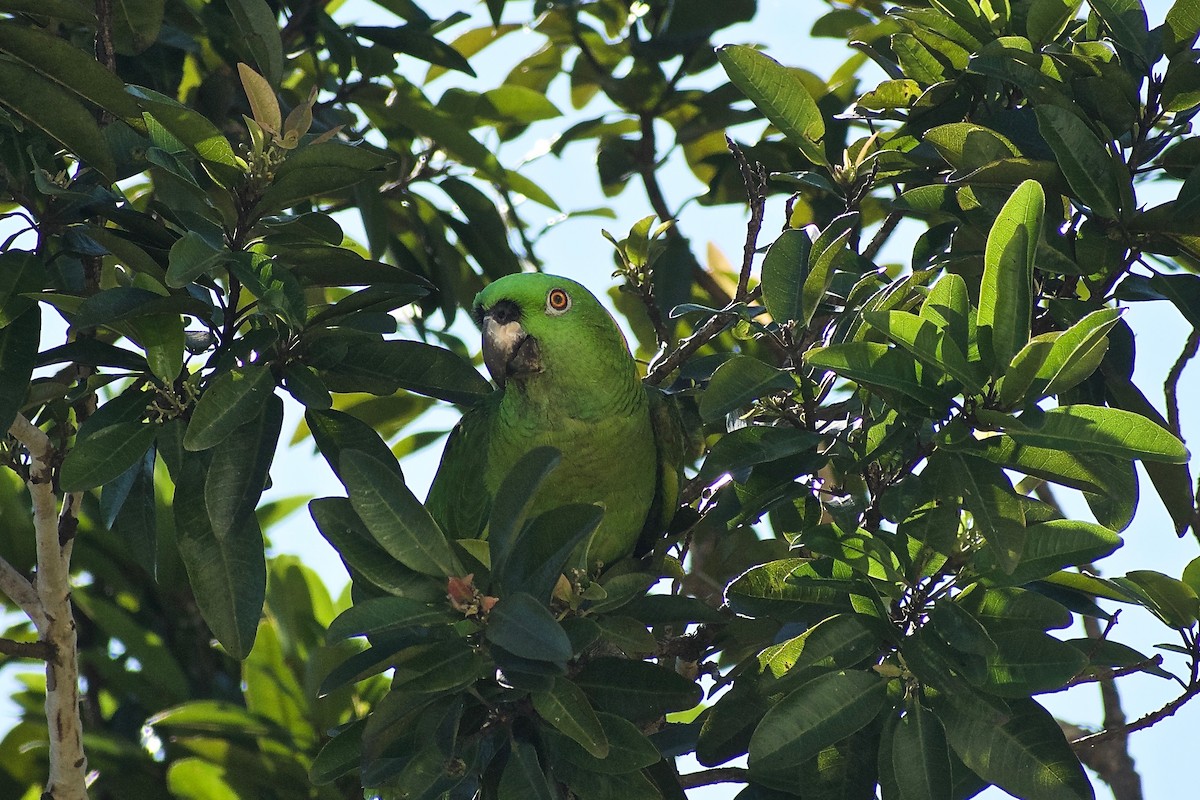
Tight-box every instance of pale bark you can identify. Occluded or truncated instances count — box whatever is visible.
[6,413,90,800]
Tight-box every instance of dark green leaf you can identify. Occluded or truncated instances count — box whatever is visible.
[0,59,116,179]
[992,404,1190,463]
[532,677,609,758]
[697,426,821,484]
[0,308,39,434]
[228,0,283,84]
[1124,570,1199,628]
[339,449,462,577]
[167,231,228,288]
[805,342,950,408]
[574,658,702,723]
[310,719,365,785]
[749,670,887,775]
[487,592,572,664]
[699,356,793,422]
[326,597,455,640]
[761,228,812,324]
[1034,106,1122,218]
[306,407,402,484]
[60,421,157,492]
[802,212,858,327]
[173,451,265,659]
[984,519,1122,584]
[981,630,1089,696]
[323,339,491,405]
[204,395,283,541]
[256,141,391,213]
[1085,0,1150,68]
[940,698,1094,800]
[488,447,561,584]
[494,503,603,602]
[545,711,659,774]
[183,365,276,451]
[892,703,952,800]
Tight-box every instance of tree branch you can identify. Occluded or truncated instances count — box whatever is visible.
[1165,326,1199,439]
[678,767,749,789]
[1071,679,1200,752]
[725,135,767,300]
[0,554,46,631]
[9,412,90,800]
[0,637,54,660]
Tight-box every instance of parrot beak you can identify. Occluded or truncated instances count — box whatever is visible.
[482,301,541,388]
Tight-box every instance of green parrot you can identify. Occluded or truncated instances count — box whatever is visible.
[426,272,685,569]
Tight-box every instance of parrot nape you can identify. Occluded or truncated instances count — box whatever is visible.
[426,272,685,569]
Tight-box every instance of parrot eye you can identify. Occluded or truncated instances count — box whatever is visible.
[546,288,572,315]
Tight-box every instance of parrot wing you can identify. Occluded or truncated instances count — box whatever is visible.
[426,392,500,541]
[636,385,698,554]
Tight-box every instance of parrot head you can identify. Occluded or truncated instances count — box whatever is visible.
[473,273,633,389]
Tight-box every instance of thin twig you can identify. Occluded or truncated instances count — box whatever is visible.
[1071,680,1200,751]
[863,211,902,262]
[678,767,750,789]
[644,286,761,385]
[0,637,54,660]
[725,136,768,300]
[1165,327,1200,438]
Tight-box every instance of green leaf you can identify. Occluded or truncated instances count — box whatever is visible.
[978,180,1044,376]
[439,177,521,279]
[487,447,561,585]
[864,309,983,391]
[1085,0,1150,68]
[1027,0,1085,44]
[758,613,883,688]
[495,503,603,602]
[167,231,229,288]
[326,597,455,640]
[355,25,476,77]
[128,86,241,184]
[72,287,210,330]
[339,450,463,577]
[0,0,95,22]
[920,272,971,351]
[308,498,441,600]
[60,422,157,492]
[0,59,116,179]
[716,44,827,165]
[983,519,1122,584]
[310,719,365,785]
[748,670,887,775]
[204,395,283,542]
[574,658,702,723]
[802,212,858,327]
[991,404,1190,463]
[1034,106,1122,218]
[306,408,402,484]
[228,0,283,85]
[112,0,163,55]
[487,592,573,664]
[173,451,265,660]
[183,365,276,451]
[544,711,660,775]
[1164,0,1200,53]
[0,252,45,328]
[281,364,332,409]
[805,342,950,408]
[0,22,143,127]
[0,308,39,434]
[1124,570,1199,628]
[696,426,821,484]
[954,455,1027,573]
[129,313,185,384]
[499,738,555,800]
[760,228,813,324]
[892,703,952,800]
[1032,308,1122,398]
[698,355,793,422]
[322,339,491,405]
[255,141,392,214]
[981,630,1089,696]
[957,585,1073,632]
[532,677,609,758]
[390,639,487,694]
[940,698,1094,800]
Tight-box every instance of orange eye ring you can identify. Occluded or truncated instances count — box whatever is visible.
[546,288,571,314]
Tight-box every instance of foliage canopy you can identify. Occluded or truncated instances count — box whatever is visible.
[3,1,1200,799]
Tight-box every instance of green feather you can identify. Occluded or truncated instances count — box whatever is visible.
[426,274,686,570]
